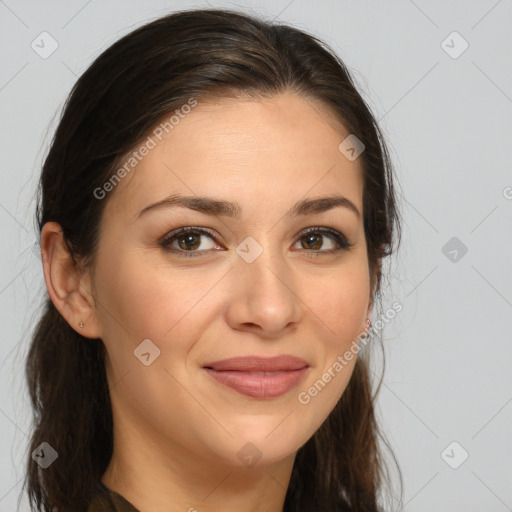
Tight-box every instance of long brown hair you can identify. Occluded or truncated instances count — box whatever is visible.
[23,8,402,511]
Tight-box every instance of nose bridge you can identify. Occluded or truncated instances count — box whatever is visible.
[236,232,288,287]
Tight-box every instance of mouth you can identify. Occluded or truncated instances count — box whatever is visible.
[202,355,310,399]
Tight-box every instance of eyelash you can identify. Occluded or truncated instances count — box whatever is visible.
[159,226,354,258]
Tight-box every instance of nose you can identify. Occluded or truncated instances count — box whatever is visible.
[224,241,303,338]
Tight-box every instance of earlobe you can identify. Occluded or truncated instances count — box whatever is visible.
[40,222,101,339]
[360,291,374,337]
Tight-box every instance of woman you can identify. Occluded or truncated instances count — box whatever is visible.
[24,8,402,512]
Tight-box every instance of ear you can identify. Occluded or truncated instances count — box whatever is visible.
[40,221,101,339]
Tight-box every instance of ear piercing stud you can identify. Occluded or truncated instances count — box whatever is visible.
[79,321,85,328]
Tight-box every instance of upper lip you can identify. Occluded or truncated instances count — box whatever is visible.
[203,355,309,372]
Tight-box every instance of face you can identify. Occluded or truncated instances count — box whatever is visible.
[91,92,371,469]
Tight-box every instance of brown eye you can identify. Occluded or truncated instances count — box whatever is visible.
[176,231,202,251]
[301,233,325,250]
[294,227,353,254]
[159,226,353,258]
[160,227,220,257]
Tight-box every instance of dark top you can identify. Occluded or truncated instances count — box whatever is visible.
[87,480,140,512]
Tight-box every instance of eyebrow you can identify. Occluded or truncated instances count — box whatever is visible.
[136,193,361,220]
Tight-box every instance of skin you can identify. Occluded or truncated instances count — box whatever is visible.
[41,92,374,512]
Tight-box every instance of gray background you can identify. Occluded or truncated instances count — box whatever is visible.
[1,1,511,511]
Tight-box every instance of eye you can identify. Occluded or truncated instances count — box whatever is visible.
[159,226,353,257]
[292,227,353,256]
[159,227,221,257]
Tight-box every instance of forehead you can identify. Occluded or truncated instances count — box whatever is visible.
[105,92,364,220]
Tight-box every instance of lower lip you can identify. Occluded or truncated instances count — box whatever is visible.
[203,367,309,399]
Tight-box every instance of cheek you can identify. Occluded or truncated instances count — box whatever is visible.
[295,259,369,413]
[304,261,370,340]
[315,285,368,337]
[94,251,219,430]
[94,247,235,396]
[98,248,211,334]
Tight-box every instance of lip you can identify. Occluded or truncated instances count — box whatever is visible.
[202,355,310,399]
[203,355,309,372]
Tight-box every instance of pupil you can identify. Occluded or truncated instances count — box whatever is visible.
[180,233,199,249]
[305,234,321,249]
